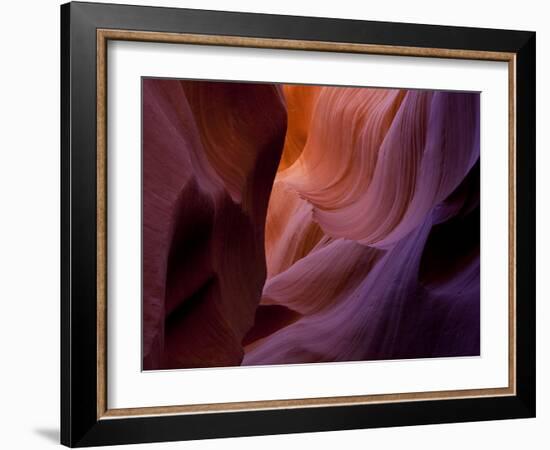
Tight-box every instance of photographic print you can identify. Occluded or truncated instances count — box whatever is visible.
[142,79,480,371]
[62,6,535,444]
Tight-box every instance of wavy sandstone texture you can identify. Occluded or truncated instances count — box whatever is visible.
[142,79,480,370]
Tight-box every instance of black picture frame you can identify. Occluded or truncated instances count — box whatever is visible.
[61,1,536,447]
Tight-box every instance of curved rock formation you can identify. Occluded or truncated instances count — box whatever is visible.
[142,79,287,369]
[142,81,480,370]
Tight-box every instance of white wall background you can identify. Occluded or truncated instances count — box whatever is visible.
[0,0,546,448]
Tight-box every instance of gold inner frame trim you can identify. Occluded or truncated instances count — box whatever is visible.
[96,28,517,420]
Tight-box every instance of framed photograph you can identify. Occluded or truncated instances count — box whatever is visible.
[61,1,536,447]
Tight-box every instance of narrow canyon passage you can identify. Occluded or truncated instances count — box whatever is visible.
[142,79,480,371]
